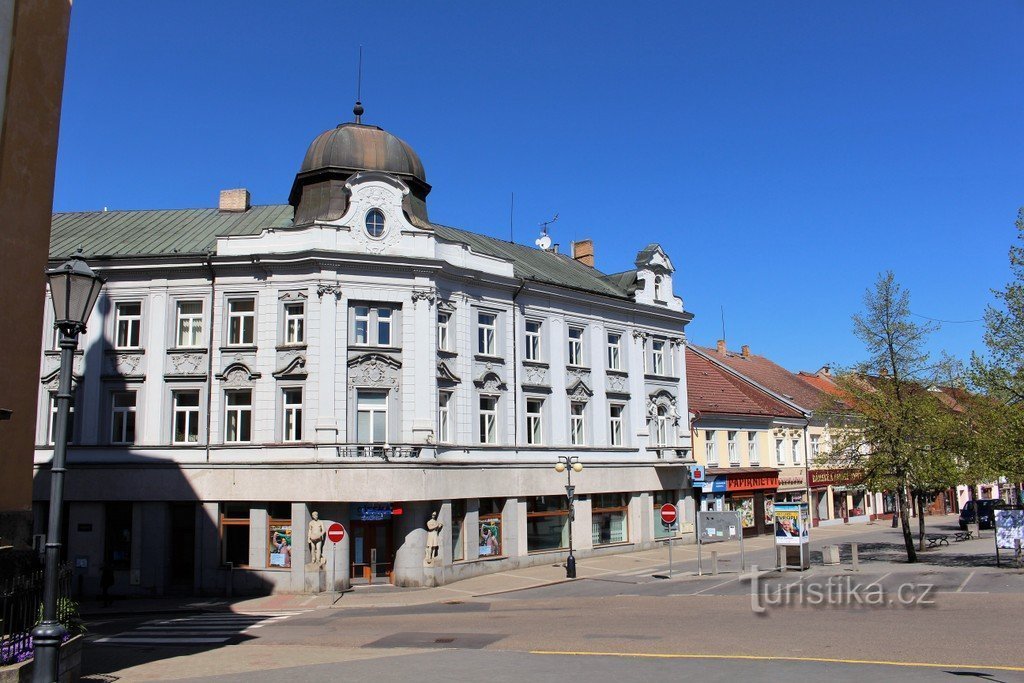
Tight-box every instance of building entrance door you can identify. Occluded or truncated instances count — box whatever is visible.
[349,520,393,584]
[168,503,196,594]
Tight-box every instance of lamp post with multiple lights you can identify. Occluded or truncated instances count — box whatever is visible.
[32,253,103,683]
[554,454,583,578]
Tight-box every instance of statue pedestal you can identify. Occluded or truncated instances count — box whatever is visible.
[304,563,326,593]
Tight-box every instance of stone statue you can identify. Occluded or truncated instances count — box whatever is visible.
[308,511,326,567]
[424,511,443,566]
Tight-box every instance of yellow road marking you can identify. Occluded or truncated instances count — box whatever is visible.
[528,650,1024,672]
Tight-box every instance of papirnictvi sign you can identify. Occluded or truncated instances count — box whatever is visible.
[808,468,863,488]
[726,471,780,492]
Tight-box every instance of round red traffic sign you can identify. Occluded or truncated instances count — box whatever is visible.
[660,503,678,525]
[327,522,346,543]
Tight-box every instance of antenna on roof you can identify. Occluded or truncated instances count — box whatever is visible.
[535,213,557,251]
[353,45,364,123]
[720,305,727,347]
[509,191,515,243]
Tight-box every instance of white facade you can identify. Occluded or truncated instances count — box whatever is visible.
[35,135,695,595]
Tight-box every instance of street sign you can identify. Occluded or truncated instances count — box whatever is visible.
[660,503,678,525]
[327,522,346,544]
[565,485,575,500]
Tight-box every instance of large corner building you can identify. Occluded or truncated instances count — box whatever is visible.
[35,111,696,595]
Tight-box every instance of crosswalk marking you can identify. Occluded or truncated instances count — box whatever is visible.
[94,610,307,646]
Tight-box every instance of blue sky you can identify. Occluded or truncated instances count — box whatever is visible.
[53,2,1023,372]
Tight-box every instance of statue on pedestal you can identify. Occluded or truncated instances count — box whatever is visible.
[424,511,443,566]
[307,511,326,568]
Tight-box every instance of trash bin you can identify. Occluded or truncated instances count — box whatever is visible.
[821,545,840,565]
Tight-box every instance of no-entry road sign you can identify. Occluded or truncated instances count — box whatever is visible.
[327,522,346,543]
[660,503,678,525]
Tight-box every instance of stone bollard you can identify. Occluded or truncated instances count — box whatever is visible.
[851,543,859,572]
[778,546,787,572]
[711,550,719,575]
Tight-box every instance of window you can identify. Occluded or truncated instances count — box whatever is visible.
[654,275,665,301]
[437,312,450,351]
[111,391,137,444]
[172,391,200,444]
[282,388,303,442]
[114,301,142,348]
[365,208,386,238]
[792,438,802,465]
[651,340,666,375]
[607,333,622,370]
[479,498,504,557]
[655,406,671,447]
[704,429,717,464]
[479,395,498,444]
[609,403,624,446]
[567,326,584,366]
[477,312,497,356]
[284,302,305,345]
[356,390,388,445]
[220,503,251,567]
[775,438,785,465]
[592,493,629,545]
[175,301,203,347]
[268,508,292,568]
[227,298,255,346]
[352,305,396,346]
[225,390,253,443]
[811,434,821,459]
[526,398,543,445]
[525,320,541,361]
[451,500,466,562]
[748,432,759,465]
[526,496,569,552]
[48,392,75,445]
[438,392,451,443]
[653,491,676,539]
[728,431,739,465]
[570,401,586,445]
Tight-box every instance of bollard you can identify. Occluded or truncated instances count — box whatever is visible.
[778,546,786,572]
[851,543,859,572]
[711,550,719,576]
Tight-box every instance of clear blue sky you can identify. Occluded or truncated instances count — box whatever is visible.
[53,2,1023,373]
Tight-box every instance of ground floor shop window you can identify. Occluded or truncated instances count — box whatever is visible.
[763,495,775,526]
[653,491,676,539]
[526,496,568,552]
[451,500,466,562]
[479,498,503,557]
[814,490,828,519]
[221,503,251,567]
[833,492,848,520]
[267,503,292,568]
[882,491,897,514]
[105,502,132,570]
[850,491,866,517]
[592,493,629,545]
[729,496,755,529]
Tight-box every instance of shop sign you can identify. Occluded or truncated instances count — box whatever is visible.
[808,468,863,488]
[726,471,779,492]
[777,467,807,491]
[706,477,727,493]
[355,503,393,521]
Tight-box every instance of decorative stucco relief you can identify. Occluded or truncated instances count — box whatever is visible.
[348,353,401,388]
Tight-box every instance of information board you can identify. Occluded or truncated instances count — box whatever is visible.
[995,508,1024,550]
[698,511,742,544]
[774,502,810,547]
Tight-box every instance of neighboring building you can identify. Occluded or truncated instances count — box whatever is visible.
[703,342,878,526]
[686,346,807,537]
[35,110,696,596]
[0,0,72,549]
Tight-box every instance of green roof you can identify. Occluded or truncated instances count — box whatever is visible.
[50,205,634,299]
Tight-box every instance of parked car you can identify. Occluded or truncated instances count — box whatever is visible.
[959,499,1007,530]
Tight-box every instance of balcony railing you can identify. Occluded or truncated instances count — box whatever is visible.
[335,445,421,460]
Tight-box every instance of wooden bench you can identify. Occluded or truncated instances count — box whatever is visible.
[954,530,974,542]
[926,535,950,548]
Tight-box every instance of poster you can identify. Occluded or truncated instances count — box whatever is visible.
[763,497,775,525]
[774,502,809,547]
[479,518,501,557]
[995,508,1024,550]
[269,524,292,567]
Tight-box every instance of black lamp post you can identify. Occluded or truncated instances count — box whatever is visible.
[33,253,103,683]
[555,454,582,579]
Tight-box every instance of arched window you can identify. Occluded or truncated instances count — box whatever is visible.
[656,405,671,446]
[365,208,386,238]
[654,275,664,301]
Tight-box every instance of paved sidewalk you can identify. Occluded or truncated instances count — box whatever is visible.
[80,514,1016,619]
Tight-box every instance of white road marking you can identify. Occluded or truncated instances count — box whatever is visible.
[95,611,308,647]
[956,571,976,593]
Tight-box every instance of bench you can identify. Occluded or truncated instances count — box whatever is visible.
[954,530,974,542]
[926,535,950,548]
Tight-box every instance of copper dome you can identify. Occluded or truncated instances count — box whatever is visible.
[298,122,427,182]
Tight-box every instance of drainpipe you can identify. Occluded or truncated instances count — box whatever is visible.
[204,253,216,463]
[510,279,527,449]
[802,418,812,516]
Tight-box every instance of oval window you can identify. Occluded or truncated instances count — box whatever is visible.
[365,208,386,238]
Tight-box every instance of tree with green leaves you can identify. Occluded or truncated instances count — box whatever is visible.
[818,272,963,563]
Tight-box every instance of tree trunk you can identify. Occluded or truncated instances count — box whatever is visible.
[916,492,926,552]
[898,486,917,563]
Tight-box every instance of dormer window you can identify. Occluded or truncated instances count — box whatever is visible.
[365,208,386,238]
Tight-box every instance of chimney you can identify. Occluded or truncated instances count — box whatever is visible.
[741,344,750,358]
[219,188,250,212]
[571,239,595,267]
[716,339,726,355]
[819,365,831,377]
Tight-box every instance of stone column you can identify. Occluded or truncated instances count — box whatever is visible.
[411,288,436,444]
[630,330,649,452]
[635,491,653,544]
[465,499,481,562]
[393,501,435,587]
[197,502,220,595]
[315,283,341,442]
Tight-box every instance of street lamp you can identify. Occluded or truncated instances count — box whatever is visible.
[555,454,583,578]
[33,252,103,683]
